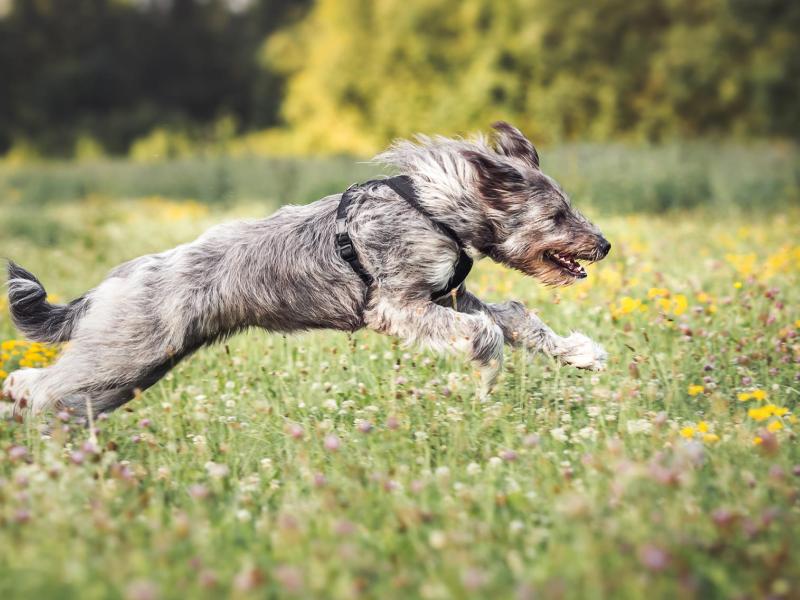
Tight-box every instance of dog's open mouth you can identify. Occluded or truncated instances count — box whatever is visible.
[544,251,587,279]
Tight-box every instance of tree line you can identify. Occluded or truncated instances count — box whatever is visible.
[0,0,797,157]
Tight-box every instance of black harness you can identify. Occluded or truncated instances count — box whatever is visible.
[335,175,473,302]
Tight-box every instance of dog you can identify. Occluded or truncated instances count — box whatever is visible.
[2,122,610,419]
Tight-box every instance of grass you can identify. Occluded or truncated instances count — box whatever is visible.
[1,141,798,213]
[0,153,799,599]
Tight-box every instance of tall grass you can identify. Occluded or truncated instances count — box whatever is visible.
[0,149,798,599]
[1,142,797,213]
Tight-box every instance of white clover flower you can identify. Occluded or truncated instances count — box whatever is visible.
[550,427,569,442]
[626,419,653,435]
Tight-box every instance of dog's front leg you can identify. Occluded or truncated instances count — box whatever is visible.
[365,296,505,396]
[444,289,607,371]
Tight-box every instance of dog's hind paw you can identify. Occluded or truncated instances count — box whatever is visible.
[559,332,607,371]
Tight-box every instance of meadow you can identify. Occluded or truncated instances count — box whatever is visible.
[0,146,799,599]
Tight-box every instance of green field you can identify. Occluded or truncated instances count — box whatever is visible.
[1,149,799,599]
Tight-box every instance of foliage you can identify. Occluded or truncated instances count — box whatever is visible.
[1,0,798,157]
[0,173,799,598]
[0,0,308,156]
[266,0,800,153]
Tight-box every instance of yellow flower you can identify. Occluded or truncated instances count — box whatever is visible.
[751,389,767,401]
[680,426,695,438]
[737,392,752,402]
[734,281,742,289]
[753,436,763,445]
[748,407,771,422]
[672,294,688,316]
[767,421,783,432]
[696,292,711,304]
[697,421,709,433]
[703,433,720,443]
[0,369,7,379]
[687,385,704,397]
[748,404,787,421]
[647,287,669,299]
[795,320,800,329]
[1,340,19,351]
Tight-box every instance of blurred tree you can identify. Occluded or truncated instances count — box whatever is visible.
[265,0,800,153]
[0,0,797,156]
[0,0,308,155]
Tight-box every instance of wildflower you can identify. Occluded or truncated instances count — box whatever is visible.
[680,426,695,439]
[767,420,783,433]
[703,433,720,443]
[751,389,767,401]
[429,530,447,549]
[626,419,652,435]
[647,287,669,299]
[687,385,704,396]
[500,449,518,462]
[748,404,787,421]
[748,407,771,422]
[204,461,230,479]
[672,294,688,316]
[697,421,709,433]
[738,392,752,402]
[323,434,341,451]
[638,544,670,572]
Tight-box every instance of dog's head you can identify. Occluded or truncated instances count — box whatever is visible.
[464,122,610,286]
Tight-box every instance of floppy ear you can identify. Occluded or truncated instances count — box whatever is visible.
[491,121,540,169]
[462,149,526,209]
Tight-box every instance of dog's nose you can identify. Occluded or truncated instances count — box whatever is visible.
[598,237,611,258]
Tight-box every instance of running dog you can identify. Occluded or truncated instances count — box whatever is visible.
[3,122,610,418]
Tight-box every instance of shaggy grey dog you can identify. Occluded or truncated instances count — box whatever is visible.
[3,122,610,419]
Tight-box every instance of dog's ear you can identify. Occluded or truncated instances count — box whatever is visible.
[462,150,526,209]
[491,121,540,169]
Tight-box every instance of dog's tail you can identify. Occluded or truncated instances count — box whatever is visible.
[6,261,89,344]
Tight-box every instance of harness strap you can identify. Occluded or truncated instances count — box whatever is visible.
[335,184,374,287]
[335,176,474,302]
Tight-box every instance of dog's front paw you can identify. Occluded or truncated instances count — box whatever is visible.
[559,332,607,371]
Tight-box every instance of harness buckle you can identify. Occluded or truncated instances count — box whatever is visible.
[337,234,357,262]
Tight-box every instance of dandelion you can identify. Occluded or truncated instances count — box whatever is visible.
[680,426,695,439]
[687,385,704,396]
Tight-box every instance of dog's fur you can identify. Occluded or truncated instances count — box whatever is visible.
[2,122,610,419]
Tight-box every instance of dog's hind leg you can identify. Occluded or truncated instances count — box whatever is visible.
[442,287,607,371]
[365,296,505,396]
